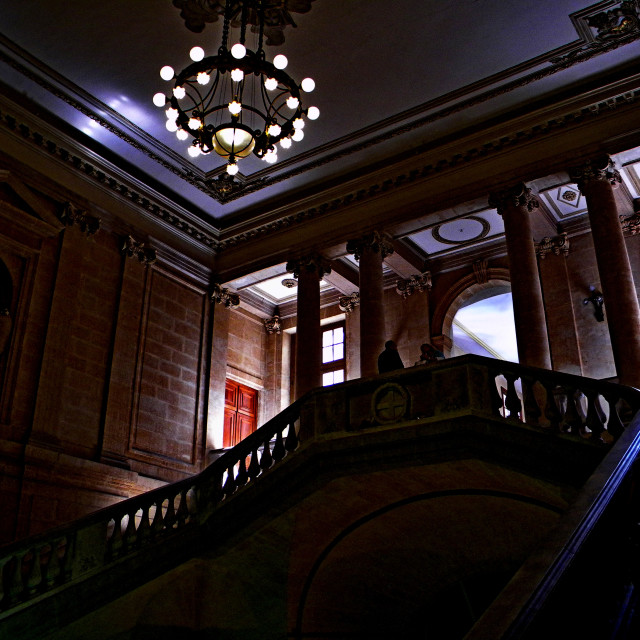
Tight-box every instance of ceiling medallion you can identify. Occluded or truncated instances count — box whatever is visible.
[432,215,490,245]
[281,277,298,288]
[154,0,319,175]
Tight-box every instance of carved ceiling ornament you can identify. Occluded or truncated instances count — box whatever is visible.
[395,272,432,299]
[211,282,240,308]
[172,0,316,45]
[345,231,394,262]
[264,314,281,334]
[58,202,101,236]
[568,155,622,192]
[535,232,570,259]
[285,254,332,279]
[488,183,539,216]
[338,292,360,313]
[586,1,640,41]
[121,235,157,264]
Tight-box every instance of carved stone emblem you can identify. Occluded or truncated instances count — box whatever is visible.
[372,383,409,425]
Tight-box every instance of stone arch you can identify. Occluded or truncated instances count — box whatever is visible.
[431,268,510,357]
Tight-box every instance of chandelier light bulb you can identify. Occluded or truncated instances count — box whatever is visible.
[176,128,189,140]
[166,120,178,132]
[280,137,292,149]
[292,128,304,142]
[165,107,179,121]
[190,46,205,62]
[231,68,244,82]
[267,123,282,137]
[273,54,288,69]
[197,72,210,85]
[228,100,242,115]
[231,43,246,59]
[188,117,201,130]
[293,117,305,129]
[301,77,315,92]
[187,145,201,157]
[307,106,320,120]
[286,96,299,109]
[227,162,239,175]
[160,65,175,81]
[173,86,186,99]
[264,77,277,91]
[264,148,278,163]
[153,92,166,107]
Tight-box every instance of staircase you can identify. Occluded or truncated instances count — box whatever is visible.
[1,355,640,639]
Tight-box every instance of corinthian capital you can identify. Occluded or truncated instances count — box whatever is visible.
[568,155,621,191]
[395,272,432,299]
[488,183,539,216]
[338,292,360,313]
[285,254,332,279]
[345,231,394,262]
[535,232,570,259]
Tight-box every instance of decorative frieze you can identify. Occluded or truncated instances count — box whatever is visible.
[568,155,621,191]
[264,314,282,334]
[121,235,157,264]
[488,183,539,215]
[345,231,394,262]
[211,283,240,309]
[338,292,360,313]
[535,232,570,259]
[285,254,332,279]
[58,202,100,236]
[395,272,432,299]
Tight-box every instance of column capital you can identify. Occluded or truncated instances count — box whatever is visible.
[488,183,539,216]
[568,155,621,191]
[211,283,240,308]
[338,292,360,313]
[285,254,332,279]
[395,272,432,299]
[535,232,570,259]
[346,231,394,262]
[264,314,282,334]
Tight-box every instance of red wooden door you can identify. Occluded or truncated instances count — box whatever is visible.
[223,380,258,447]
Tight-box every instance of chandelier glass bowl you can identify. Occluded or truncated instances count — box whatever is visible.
[153,1,319,175]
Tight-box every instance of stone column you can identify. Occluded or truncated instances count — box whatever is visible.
[346,231,394,377]
[569,156,640,387]
[489,184,551,369]
[286,255,331,398]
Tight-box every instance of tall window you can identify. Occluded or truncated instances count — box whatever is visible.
[321,321,345,386]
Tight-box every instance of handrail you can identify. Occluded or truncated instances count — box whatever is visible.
[1,356,639,621]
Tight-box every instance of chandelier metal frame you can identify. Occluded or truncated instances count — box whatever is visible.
[154,0,318,174]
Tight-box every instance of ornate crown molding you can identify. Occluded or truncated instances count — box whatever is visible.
[395,272,432,299]
[535,232,570,259]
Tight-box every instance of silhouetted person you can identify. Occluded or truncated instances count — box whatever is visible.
[415,342,445,365]
[378,340,404,373]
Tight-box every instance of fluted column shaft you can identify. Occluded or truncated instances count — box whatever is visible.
[287,256,331,397]
[346,232,394,377]
[570,156,640,387]
[489,184,551,369]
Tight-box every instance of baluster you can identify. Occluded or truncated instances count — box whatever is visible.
[26,546,43,596]
[176,489,190,526]
[222,466,236,497]
[504,373,522,419]
[521,376,541,426]
[273,428,286,462]
[260,437,273,471]
[235,456,248,487]
[164,496,177,529]
[151,501,165,536]
[562,387,583,435]
[45,539,63,588]
[137,506,151,545]
[109,517,123,558]
[543,383,561,431]
[248,446,261,480]
[123,511,137,550]
[8,551,26,603]
[585,391,605,441]
[605,394,625,439]
[285,420,299,452]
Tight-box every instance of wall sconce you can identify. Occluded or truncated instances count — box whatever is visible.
[583,286,604,322]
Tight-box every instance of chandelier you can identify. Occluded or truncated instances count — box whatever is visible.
[153,0,319,176]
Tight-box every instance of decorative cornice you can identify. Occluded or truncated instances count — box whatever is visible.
[345,231,394,262]
[58,201,100,236]
[488,183,539,216]
[338,292,360,314]
[211,283,240,308]
[121,235,157,264]
[395,272,432,299]
[535,232,570,259]
[285,254,332,279]
[568,155,622,191]
[263,314,282,334]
